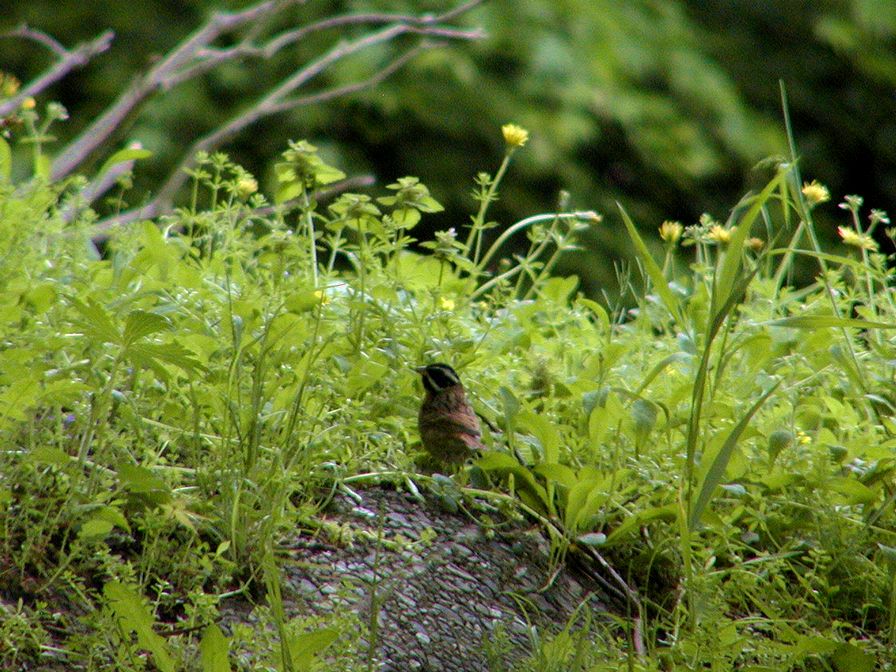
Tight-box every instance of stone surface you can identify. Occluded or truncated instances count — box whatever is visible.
[222,485,614,671]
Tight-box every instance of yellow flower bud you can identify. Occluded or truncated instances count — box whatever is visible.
[837,226,878,251]
[236,176,258,200]
[501,123,529,148]
[659,220,683,244]
[801,180,830,206]
[707,224,732,244]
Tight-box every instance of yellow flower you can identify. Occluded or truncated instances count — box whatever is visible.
[439,297,456,311]
[313,289,329,305]
[707,224,732,244]
[659,220,683,244]
[0,72,20,98]
[21,97,36,110]
[746,237,764,252]
[501,123,529,148]
[838,226,878,251]
[801,180,830,206]
[236,176,258,199]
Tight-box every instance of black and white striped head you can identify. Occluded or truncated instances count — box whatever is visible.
[415,363,462,394]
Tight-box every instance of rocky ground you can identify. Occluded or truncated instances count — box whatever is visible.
[221,484,621,671]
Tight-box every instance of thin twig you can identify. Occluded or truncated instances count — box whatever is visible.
[0,29,114,118]
[49,0,296,179]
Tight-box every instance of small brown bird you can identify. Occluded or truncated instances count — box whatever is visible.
[415,363,484,465]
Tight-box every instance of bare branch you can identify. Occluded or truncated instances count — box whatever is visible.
[50,0,481,181]
[0,29,114,118]
[166,13,482,89]
[267,44,427,113]
[150,19,473,211]
[4,24,69,56]
[49,0,300,179]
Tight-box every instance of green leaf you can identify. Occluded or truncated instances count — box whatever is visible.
[714,169,786,310]
[79,518,114,541]
[287,627,339,671]
[95,147,152,182]
[517,411,561,464]
[200,624,231,672]
[127,342,205,379]
[767,429,793,467]
[476,452,553,515]
[534,462,578,488]
[831,642,875,672]
[0,136,11,182]
[827,476,875,504]
[123,310,171,346]
[104,582,175,672]
[604,503,678,545]
[765,315,896,330]
[69,297,121,345]
[564,473,614,534]
[634,353,692,396]
[345,357,389,395]
[117,464,172,505]
[689,380,781,530]
[630,398,657,437]
[617,202,683,327]
[26,446,70,466]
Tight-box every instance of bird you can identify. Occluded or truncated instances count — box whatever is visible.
[415,363,484,465]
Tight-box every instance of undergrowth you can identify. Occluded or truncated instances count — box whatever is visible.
[0,105,894,671]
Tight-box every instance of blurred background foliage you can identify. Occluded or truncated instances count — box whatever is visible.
[2,0,894,296]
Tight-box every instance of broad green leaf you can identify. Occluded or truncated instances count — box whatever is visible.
[287,627,339,671]
[605,503,677,545]
[345,357,389,395]
[127,342,205,379]
[200,624,231,672]
[69,297,121,345]
[78,518,114,540]
[827,476,875,504]
[26,446,70,466]
[104,582,175,672]
[564,473,615,534]
[517,411,561,464]
[831,642,875,672]
[117,464,172,505]
[540,275,579,304]
[630,399,658,437]
[533,462,577,489]
[476,452,552,515]
[767,429,793,467]
[123,310,171,346]
[576,297,610,330]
